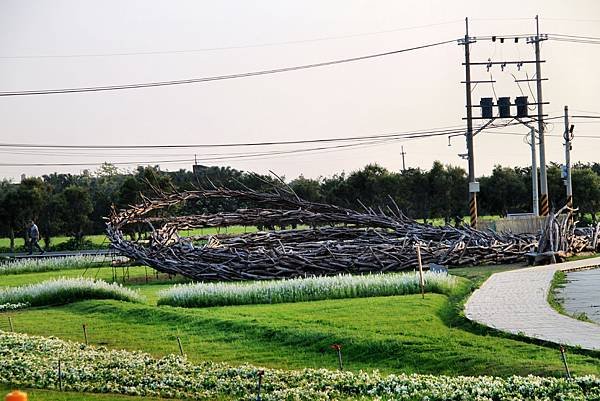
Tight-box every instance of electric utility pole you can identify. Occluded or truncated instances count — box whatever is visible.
[460,16,549,225]
[563,105,574,213]
[529,128,539,216]
[400,146,406,172]
[461,17,478,228]
[532,15,549,216]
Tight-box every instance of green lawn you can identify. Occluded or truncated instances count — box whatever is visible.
[449,263,530,286]
[0,226,266,253]
[2,280,598,377]
[0,234,108,251]
[1,261,599,400]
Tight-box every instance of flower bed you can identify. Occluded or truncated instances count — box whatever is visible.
[1,331,597,401]
[0,278,143,307]
[158,272,458,308]
[0,302,29,312]
[0,255,109,276]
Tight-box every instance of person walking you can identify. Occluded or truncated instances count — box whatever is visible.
[27,220,44,255]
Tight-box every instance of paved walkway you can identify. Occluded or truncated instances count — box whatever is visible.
[464,256,600,351]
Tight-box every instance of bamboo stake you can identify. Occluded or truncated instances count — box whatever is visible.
[416,244,425,299]
[82,324,88,345]
[176,336,184,356]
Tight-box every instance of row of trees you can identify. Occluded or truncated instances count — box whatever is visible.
[1,162,599,251]
[290,162,600,224]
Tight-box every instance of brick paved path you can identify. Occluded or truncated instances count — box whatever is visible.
[464,257,600,350]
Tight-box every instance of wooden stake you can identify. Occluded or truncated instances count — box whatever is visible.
[8,316,14,332]
[58,358,62,391]
[82,324,88,345]
[330,344,343,370]
[176,336,184,356]
[416,244,425,299]
[256,370,264,401]
[559,345,572,379]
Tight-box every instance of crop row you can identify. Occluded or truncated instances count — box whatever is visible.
[157,271,458,307]
[0,255,112,275]
[0,278,144,307]
[0,331,598,401]
[0,302,29,312]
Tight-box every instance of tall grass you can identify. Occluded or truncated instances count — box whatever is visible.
[0,255,113,275]
[0,278,144,307]
[158,272,458,308]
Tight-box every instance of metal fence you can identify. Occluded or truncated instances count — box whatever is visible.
[478,215,554,234]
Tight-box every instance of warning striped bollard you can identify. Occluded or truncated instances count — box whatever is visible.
[540,193,550,216]
[469,194,478,228]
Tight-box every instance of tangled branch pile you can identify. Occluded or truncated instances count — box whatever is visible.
[106,187,597,281]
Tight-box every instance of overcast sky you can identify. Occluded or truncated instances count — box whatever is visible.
[0,0,599,181]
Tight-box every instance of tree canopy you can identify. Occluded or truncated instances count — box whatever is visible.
[1,161,599,251]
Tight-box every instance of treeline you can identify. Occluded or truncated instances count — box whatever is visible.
[292,162,600,224]
[1,161,599,251]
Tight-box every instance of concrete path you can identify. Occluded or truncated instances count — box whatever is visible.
[465,256,600,351]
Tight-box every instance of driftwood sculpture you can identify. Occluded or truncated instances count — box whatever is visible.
[106,187,598,281]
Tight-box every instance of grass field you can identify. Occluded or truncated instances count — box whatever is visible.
[1,264,599,378]
[0,234,108,251]
[1,261,599,400]
[0,226,260,253]
[9,294,600,377]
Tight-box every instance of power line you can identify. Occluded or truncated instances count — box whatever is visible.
[3,125,600,168]
[0,124,491,167]
[0,125,466,149]
[6,138,398,165]
[0,137,406,167]
[544,18,600,23]
[470,17,533,22]
[0,39,457,97]
[0,159,192,167]
[571,109,600,115]
[549,38,600,45]
[549,33,600,40]
[0,20,463,60]
[547,33,600,44]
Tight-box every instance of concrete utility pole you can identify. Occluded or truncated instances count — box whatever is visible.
[400,145,406,172]
[529,128,539,216]
[462,17,478,228]
[563,105,574,210]
[533,15,550,216]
